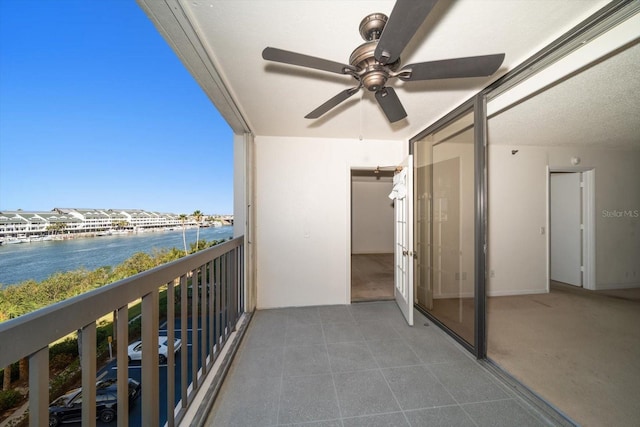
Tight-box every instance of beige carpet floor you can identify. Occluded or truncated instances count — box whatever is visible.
[352,256,640,425]
[351,253,394,302]
[487,283,640,427]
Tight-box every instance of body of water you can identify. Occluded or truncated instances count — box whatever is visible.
[0,226,234,286]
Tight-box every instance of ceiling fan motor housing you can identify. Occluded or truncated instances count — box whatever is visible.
[350,41,400,92]
[352,13,400,92]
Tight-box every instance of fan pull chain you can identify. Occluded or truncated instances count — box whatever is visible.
[359,91,364,141]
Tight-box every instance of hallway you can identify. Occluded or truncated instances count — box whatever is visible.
[351,254,394,302]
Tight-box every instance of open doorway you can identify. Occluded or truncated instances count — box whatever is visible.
[549,168,595,290]
[350,169,395,302]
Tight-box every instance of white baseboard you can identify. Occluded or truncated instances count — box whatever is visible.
[487,288,548,297]
[351,251,394,255]
[593,282,640,290]
[433,292,475,299]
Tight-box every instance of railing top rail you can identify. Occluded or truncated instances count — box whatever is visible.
[0,236,244,367]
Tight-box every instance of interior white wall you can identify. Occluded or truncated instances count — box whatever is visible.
[487,145,549,296]
[487,145,640,296]
[549,147,640,290]
[351,178,394,254]
[255,135,405,309]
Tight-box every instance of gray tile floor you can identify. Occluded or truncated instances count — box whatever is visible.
[206,302,554,426]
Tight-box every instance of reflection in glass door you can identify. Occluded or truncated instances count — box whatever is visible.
[414,111,476,345]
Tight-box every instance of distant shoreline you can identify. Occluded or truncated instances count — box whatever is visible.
[0,224,232,246]
[0,208,233,246]
[0,226,235,286]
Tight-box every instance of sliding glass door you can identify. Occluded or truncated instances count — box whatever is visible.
[413,110,477,347]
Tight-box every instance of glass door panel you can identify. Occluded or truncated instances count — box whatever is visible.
[414,111,475,345]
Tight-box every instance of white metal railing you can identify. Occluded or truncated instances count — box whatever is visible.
[0,236,244,426]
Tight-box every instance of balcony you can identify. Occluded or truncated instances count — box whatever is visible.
[204,302,558,426]
[1,235,559,426]
[0,236,245,426]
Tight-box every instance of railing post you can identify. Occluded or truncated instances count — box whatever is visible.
[166,280,176,427]
[221,253,227,342]
[116,305,129,427]
[112,309,118,343]
[239,244,245,315]
[28,348,48,427]
[215,257,222,349]
[191,267,199,391]
[141,290,159,427]
[208,261,215,362]
[230,247,237,330]
[180,274,188,409]
[201,263,208,375]
[80,322,97,426]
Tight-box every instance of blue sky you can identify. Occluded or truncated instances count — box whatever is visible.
[0,0,233,215]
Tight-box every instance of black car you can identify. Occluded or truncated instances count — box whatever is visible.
[48,378,141,426]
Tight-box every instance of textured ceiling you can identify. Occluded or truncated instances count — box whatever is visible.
[173,0,611,141]
[488,41,640,150]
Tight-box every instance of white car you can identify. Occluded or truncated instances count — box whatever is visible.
[127,336,182,364]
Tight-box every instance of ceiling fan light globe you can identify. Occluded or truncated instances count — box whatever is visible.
[362,72,387,92]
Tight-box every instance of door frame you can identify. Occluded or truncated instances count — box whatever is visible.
[393,156,414,325]
[409,99,483,356]
[547,166,596,290]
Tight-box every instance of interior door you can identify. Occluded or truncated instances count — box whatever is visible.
[550,172,583,286]
[393,156,414,325]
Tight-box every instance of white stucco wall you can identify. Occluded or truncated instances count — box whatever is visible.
[254,136,405,308]
[233,133,246,238]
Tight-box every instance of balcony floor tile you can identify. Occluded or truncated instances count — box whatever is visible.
[327,341,377,373]
[322,322,365,343]
[462,399,549,427]
[342,412,410,427]
[278,374,341,424]
[205,301,556,426]
[382,365,457,410]
[404,405,476,427]
[207,375,281,426]
[333,369,401,417]
[283,344,331,377]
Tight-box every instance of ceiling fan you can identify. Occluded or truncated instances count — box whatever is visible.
[262,0,505,123]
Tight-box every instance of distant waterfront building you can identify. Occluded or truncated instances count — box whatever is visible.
[0,211,82,241]
[0,208,231,242]
[53,208,112,233]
